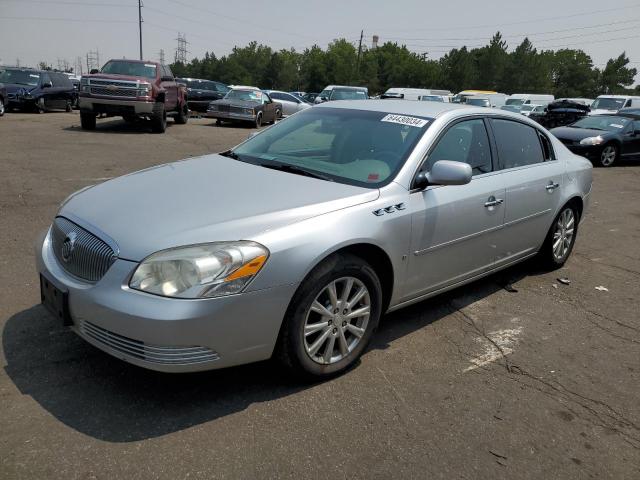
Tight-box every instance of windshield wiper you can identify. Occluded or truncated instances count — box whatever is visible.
[220,150,240,159]
[259,163,334,182]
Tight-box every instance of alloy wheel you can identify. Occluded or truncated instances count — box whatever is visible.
[552,208,575,261]
[600,145,616,167]
[303,277,371,365]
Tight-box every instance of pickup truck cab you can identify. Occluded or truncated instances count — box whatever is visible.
[78,59,189,133]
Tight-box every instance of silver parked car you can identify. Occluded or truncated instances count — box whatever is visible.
[264,90,311,116]
[37,101,592,378]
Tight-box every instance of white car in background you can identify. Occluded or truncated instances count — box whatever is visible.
[520,104,545,116]
[263,90,311,116]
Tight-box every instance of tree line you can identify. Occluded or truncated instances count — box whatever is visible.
[170,33,639,97]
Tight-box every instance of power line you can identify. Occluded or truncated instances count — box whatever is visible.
[5,0,135,5]
[0,15,135,23]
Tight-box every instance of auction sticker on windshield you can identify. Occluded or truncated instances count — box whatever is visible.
[381,114,428,128]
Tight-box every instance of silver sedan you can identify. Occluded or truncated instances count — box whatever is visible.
[36,101,592,378]
[263,90,311,116]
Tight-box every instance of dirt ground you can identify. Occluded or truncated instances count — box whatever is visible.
[1,111,639,479]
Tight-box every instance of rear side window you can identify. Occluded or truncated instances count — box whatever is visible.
[424,118,493,175]
[490,119,545,169]
[269,92,285,100]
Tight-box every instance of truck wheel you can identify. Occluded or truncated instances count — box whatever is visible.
[151,102,166,133]
[174,102,189,124]
[80,112,96,130]
[65,100,72,112]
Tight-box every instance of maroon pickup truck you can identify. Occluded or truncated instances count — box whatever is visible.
[78,59,189,133]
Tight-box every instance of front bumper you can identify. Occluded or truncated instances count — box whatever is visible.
[79,96,154,115]
[36,229,297,372]
[205,109,255,121]
[563,144,601,160]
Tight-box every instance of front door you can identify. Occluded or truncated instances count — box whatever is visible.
[621,120,640,158]
[404,117,505,299]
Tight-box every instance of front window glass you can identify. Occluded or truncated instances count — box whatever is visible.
[467,98,489,107]
[101,61,157,79]
[232,107,431,187]
[329,89,367,100]
[225,89,262,101]
[570,116,630,131]
[591,97,626,110]
[0,69,41,86]
[491,119,545,169]
[521,105,535,112]
[505,98,524,106]
[424,119,492,175]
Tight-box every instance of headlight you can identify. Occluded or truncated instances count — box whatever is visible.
[244,108,254,115]
[137,83,151,96]
[129,242,269,299]
[580,136,604,146]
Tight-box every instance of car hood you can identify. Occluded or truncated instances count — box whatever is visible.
[589,108,618,116]
[4,83,38,94]
[550,126,614,141]
[211,99,261,107]
[87,73,152,83]
[60,154,379,261]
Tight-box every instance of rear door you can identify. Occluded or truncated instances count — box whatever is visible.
[262,92,276,121]
[487,118,564,267]
[405,117,506,299]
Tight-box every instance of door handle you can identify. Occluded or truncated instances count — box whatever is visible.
[546,181,560,191]
[484,197,504,208]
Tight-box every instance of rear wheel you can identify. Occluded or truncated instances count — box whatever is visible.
[80,111,96,130]
[151,102,166,133]
[276,253,382,379]
[254,112,262,128]
[598,144,618,167]
[0,97,5,116]
[174,101,189,124]
[65,100,72,112]
[539,204,579,269]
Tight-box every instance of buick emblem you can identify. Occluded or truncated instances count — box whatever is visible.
[61,231,78,262]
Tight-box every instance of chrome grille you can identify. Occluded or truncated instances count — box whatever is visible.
[51,217,116,282]
[89,79,137,88]
[90,86,137,97]
[80,321,220,365]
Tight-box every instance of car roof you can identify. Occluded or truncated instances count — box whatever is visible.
[316,99,472,118]
[229,85,260,90]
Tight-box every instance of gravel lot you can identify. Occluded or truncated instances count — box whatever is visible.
[1,111,639,479]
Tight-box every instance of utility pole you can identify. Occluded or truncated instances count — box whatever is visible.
[356,30,364,78]
[138,0,143,60]
[159,49,165,65]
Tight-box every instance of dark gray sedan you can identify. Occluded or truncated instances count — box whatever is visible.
[206,87,282,128]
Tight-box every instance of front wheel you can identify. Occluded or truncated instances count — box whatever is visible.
[0,97,5,117]
[151,102,166,133]
[276,253,382,379]
[539,204,579,269]
[254,112,262,128]
[598,144,618,167]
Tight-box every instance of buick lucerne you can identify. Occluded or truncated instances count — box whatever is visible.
[36,101,592,378]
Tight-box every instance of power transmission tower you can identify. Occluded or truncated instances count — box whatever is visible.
[356,30,364,78]
[138,0,143,60]
[174,33,188,64]
[86,49,100,72]
[159,49,165,65]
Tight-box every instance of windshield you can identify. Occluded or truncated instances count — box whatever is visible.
[467,98,489,107]
[0,69,41,86]
[232,107,430,187]
[101,61,157,79]
[521,105,535,112]
[505,98,524,106]
[421,95,443,102]
[224,89,263,101]
[571,116,630,131]
[591,97,626,110]
[184,79,217,90]
[329,89,367,101]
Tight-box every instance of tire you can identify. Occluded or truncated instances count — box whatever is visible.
[276,253,382,379]
[174,101,189,124]
[597,144,618,167]
[215,119,222,126]
[151,102,166,133]
[80,111,96,130]
[254,112,262,128]
[539,203,579,269]
[273,108,281,123]
[65,100,72,112]
[0,97,5,117]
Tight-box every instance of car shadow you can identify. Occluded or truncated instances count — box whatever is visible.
[3,262,536,442]
[63,118,176,134]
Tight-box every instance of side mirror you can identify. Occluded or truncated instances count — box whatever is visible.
[90,69,99,74]
[41,81,53,88]
[414,160,472,189]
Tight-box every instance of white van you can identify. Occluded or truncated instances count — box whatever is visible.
[466,93,507,108]
[505,94,554,107]
[382,87,451,101]
[589,95,640,115]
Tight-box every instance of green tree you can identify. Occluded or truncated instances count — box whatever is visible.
[440,47,478,92]
[550,49,598,98]
[475,32,509,91]
[599,52,637,94]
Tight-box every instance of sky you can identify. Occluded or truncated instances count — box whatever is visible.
[1,0,639,85]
